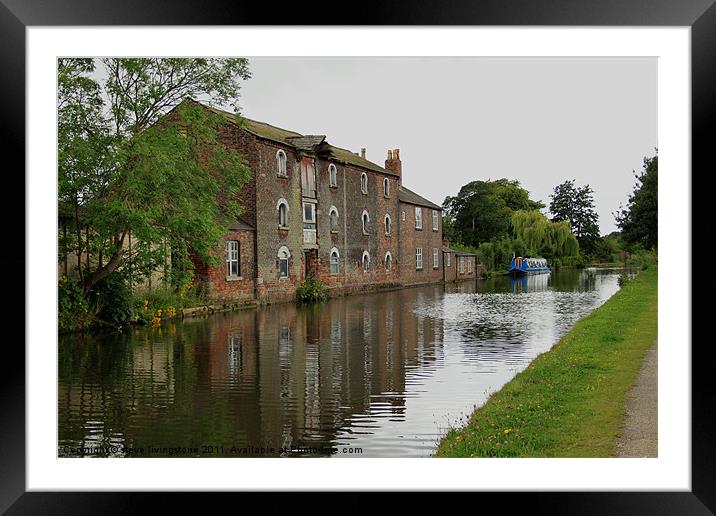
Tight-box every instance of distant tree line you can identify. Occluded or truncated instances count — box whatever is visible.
[442,150,658,273]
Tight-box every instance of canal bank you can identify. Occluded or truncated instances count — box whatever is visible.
[435,266,658,458]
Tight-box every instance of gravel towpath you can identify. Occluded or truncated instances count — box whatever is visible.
[615,340,658,457]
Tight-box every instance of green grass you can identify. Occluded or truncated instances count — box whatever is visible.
[435,267,658,457]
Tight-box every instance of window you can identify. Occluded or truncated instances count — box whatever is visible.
[362,251,370,272]
[300,160,316,198]
[432,210,439,231]
[276,150,287,177]
[433,248,439,269]
[226,241,240,277]
[416,248,423,270]
[329,164,338,187]
[277,198,289,228]
[384,214,391,235]
[329,206,339,232]
[278,246,290,278]
[446,252,451,267]
[361,173,368,194]
[402,211,406,221]
[228,334,241,373]
[385,252,392,272]
[303,202,316,223]
[415,207,422,229]
[330,248,340,275]
[468,257,473,273]
[459,256,465,274]
[362,210,370,234]
[383,178,390,197]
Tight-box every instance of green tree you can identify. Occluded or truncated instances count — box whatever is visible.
[443,179,544,248]
[58,58,252,294]
[614,153,658,250]
[549,180,600,254]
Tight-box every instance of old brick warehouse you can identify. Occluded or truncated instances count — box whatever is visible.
[173,99,477,304]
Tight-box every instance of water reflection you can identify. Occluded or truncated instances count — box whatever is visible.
[59,268,623,458]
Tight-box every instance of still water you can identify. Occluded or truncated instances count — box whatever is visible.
[58,268,623,458]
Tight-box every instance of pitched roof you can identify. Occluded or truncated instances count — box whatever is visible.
[398,186,442,210]
[285,135,326,151]
[228,217,255,231]
[202,102,391,175]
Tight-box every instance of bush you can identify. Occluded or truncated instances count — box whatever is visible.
[296,276,328,303]
[58,276,93,333]
[625,247,657,270]
[133,288,180,326]
[618,271,634,287]
[92,273,133,328]
[562,254,587,268]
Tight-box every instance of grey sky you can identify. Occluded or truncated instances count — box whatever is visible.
[233,57,656,235]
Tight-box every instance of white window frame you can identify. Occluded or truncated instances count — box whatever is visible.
[384,214,391,235]
[276,149,287,177]
[383,178,390,197]
[416,247,423,270]
[385,251,393,272]
[226,240,240,277]
[401,211,406,221]
[278,246,290,278]
[362,210,370,234]
[446,252,451,267]
[329,163,338,187]
[432,210,439,231]
[362,251,371,272]
[361,172,368,194]
[329,206,339,232]
[459,256,465,274]
[433,248,439,269]
[277,198,289,228]
[415,207,422,229]
[468,256,473,273]
[330,247,340,275]
[302,202,316,223]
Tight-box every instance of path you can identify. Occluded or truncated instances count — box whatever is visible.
[615,340,658,457]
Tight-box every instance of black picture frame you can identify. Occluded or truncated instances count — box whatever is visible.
[2,1,707,513]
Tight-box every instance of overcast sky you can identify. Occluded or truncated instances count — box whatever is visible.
[231,57,656,235]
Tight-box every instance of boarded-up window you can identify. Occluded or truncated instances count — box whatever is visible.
[301,159,316,198]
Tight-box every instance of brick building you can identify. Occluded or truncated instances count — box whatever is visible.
[173,99,476,303]
[442,236,479,283]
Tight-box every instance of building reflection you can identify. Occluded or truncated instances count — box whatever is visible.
[58,284,449,456]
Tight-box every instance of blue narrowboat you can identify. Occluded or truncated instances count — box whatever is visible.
[509,256,550,275]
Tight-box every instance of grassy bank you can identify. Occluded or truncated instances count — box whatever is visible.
[435,267,658,457]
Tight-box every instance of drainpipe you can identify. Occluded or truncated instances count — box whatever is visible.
[343,166,348,278]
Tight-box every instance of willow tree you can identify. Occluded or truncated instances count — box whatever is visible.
[58,58,252,294]
[511,210,579,259]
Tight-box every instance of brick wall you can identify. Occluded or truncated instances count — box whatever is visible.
[193,229,256,303]
[443,253,478,282]
[312,161,401,290]
[398,202,444,286]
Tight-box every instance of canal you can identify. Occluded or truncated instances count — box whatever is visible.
[58,268,624,458]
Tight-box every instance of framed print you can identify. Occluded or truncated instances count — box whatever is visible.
[3,0,710,512]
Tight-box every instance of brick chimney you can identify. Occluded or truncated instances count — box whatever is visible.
[385,148,402,184]
[442,236,450,248]
[360,148,366,159]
